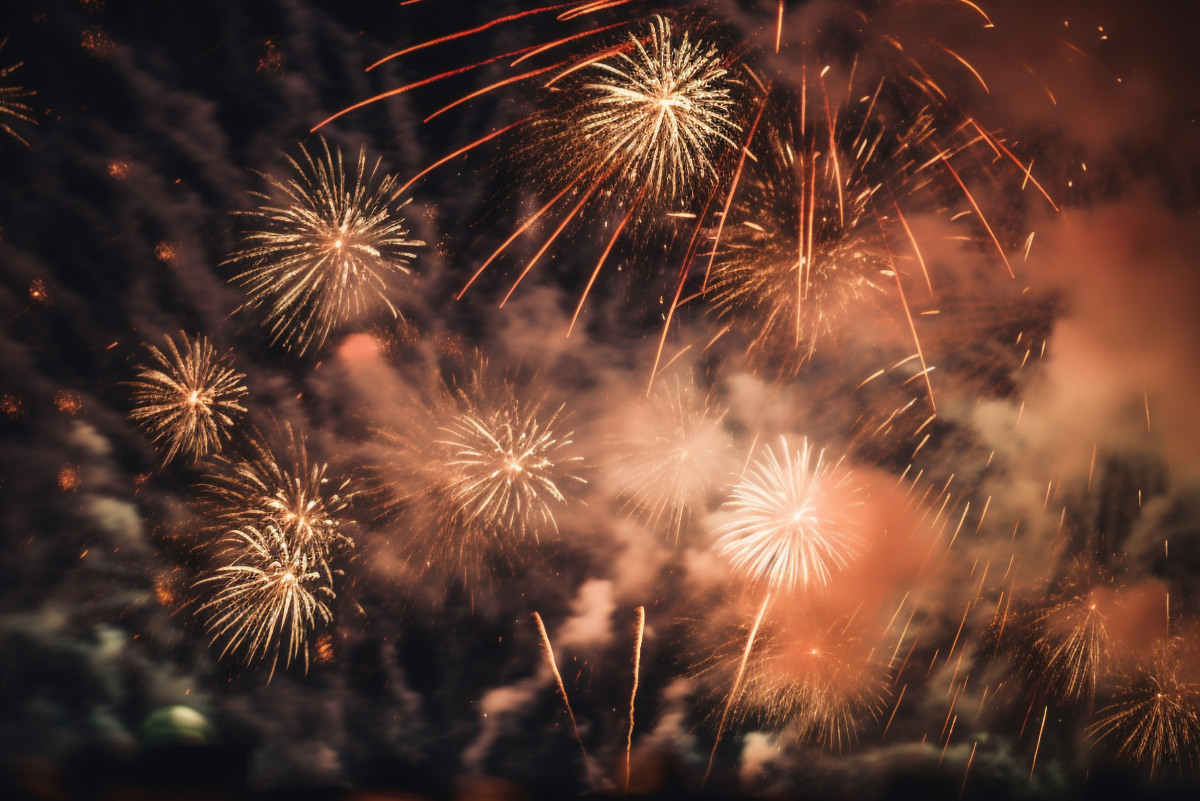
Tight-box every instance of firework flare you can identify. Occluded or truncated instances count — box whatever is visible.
[371,358,583,583]
[1088,637,1200,776]
[225,136,424,355]
[713,437,863,593]
[438,395,578,541]
[0,38,34,146]
[197,523,334,678]
[128,332,248,462]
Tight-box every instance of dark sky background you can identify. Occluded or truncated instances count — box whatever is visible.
[2,1,1200,799]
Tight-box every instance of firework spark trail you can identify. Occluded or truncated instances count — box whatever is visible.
[704,591,773,786]
[128,333,248,462]
[534,611,589,776]
[713,437,861,593]
[1029,705,1048,781]
[0,38,34,146]
[225,137,424,355]
[626,606,645,794]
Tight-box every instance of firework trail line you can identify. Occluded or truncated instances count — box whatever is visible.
[704,591,773,786]
[533,612,589,774]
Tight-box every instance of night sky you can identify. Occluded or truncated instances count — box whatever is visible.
[3,1,1200,799]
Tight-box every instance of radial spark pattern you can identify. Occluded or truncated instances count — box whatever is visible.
[605,378,731,541]
[714,437,861,592]
[439,392,579,541]
[205,430,353,563]
[572,15,741,202]
[226,137,424,354]
[128,333,248,462]
[0,38,34,146]
[197,523,333,677]
[1088,640,1200,776]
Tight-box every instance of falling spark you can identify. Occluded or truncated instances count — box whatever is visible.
[1030,706,1048,781]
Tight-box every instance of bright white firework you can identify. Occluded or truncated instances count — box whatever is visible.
[714,437,861,592]
[128,332,248,462]
[577,15,741,202]
[197,523,333,678]
[226,136,424,354]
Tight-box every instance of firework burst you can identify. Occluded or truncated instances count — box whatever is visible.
[225,137,424,355]
[1087,638,1200,776]
[0,38,34,146]
[438,394,578,541]
[197,523,334,677]
[714,437,862,593]
[203,427,354,570]
[603,377,732,542]
[565,14,742,203]
[706,106,898,374]
[128,332,248,462]
[372,360,583,582]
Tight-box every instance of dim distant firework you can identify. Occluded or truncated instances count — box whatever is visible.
[197,523,334,677]
[128,332,248,462]
[706,104,901,373]
[738,612,888,750]
[604,377,731,542]
[1087,638,1200,776]
[0,38,34,146]
[225,137,424,355]
[714,437,862,593]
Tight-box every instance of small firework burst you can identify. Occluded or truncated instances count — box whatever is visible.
[0,38,34,146]
[203,428,354,567]
[566,14,742,203]
[226,137,424,355]
[437,381,580,543]
[714,437,862,593]
[604,377,732,542]
[197,524,334,677]
[1087,638,1200,776]
[128,333,248,462]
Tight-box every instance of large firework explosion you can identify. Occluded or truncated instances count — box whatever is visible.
[4,0,1200,798]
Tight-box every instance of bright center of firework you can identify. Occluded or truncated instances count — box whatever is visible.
[333,238,343,249]
[506,459,524,475]
[187,390,200,405]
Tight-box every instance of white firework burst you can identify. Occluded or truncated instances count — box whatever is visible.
[713,437,862,592]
